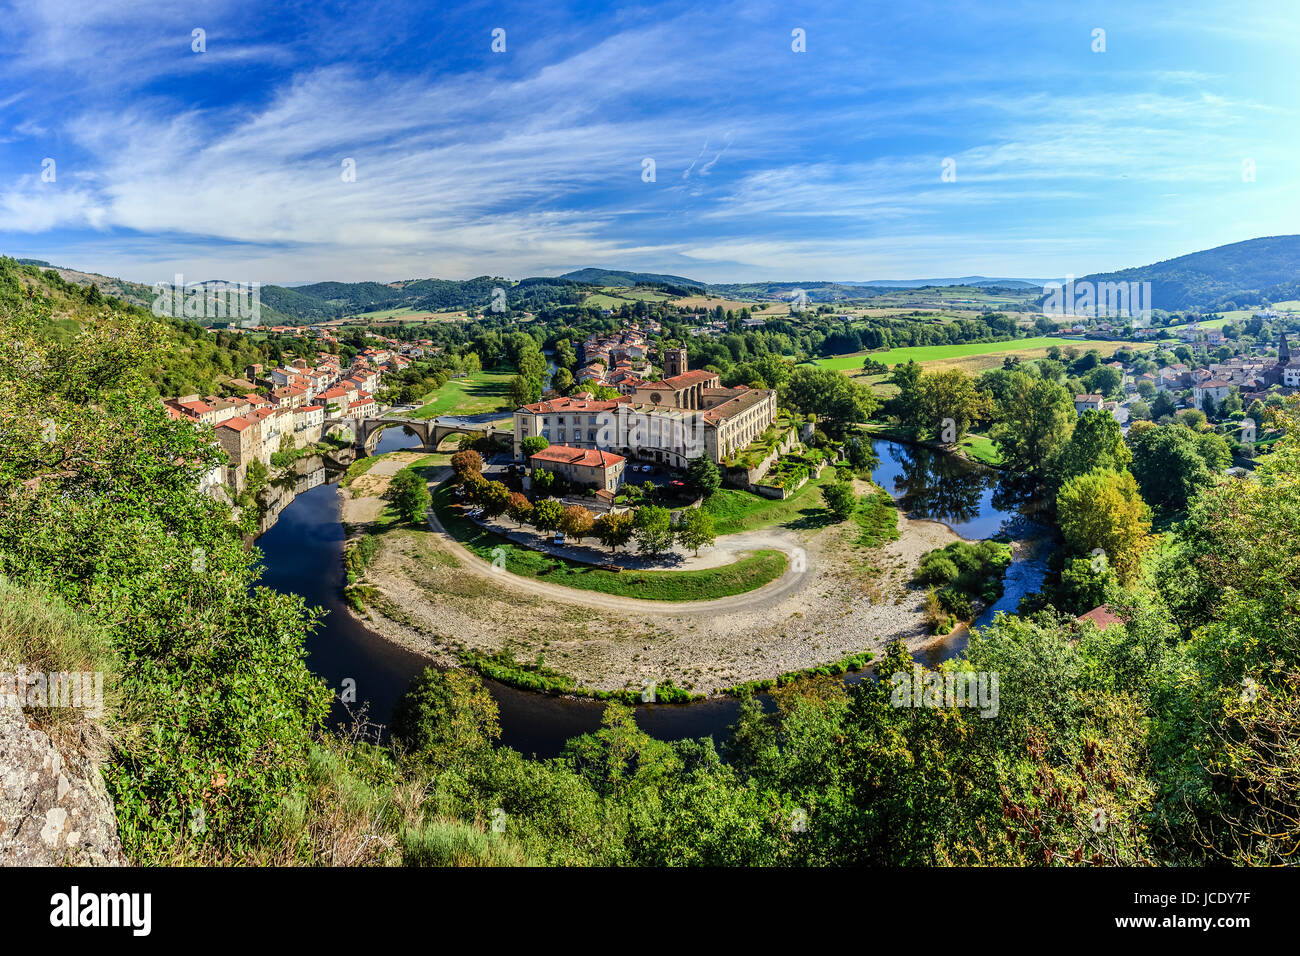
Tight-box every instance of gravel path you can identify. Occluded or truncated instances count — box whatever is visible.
[346,467,965,694]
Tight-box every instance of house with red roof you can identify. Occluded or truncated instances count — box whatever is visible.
[528,445,627,493]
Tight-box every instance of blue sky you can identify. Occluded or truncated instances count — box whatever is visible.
[1,0,1298,285]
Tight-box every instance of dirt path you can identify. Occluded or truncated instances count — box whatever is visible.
[428,507,812,616]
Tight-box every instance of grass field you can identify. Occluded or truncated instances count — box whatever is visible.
[400,370,515,419]
[431,484,787,601]
[703,470,840,536]
[821,337,1152,379]
[817,337,1065,370]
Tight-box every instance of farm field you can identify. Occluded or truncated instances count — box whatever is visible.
[819,337,1151,378]
[672,295,787,314]
[399,369,515,419]
[817,337,1061,370]
[347,305,470,323]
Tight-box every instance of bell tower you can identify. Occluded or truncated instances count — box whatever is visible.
[1279,330,1291,366]
[663,347,687,379]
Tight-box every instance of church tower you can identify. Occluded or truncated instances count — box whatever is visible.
[1279,330,1291,366]
[663,347,687,379]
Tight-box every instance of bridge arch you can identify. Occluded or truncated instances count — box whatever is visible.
[348,416,498,457]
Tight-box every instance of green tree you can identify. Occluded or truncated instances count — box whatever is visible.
[675,507,716,555]
[989,372,1075,480]
[593,511,635,552]
[633,505,674,554]
[390,468,432,524]
[533,498,563,532]
[821,481,857,520]
[1084,365,1123,398]
[509,374,541,408]
[1128,422,1222,514]
[1150,391,1177,420]
[552,367,575,395]
[391,667,500,769]
[686,455,721,498]
[521,435,550,457]
[1049,409,1131,488]
[1056,468,1151,581]
[887,360,924,426]
[781,365,878,432]
[916,368,991,442]
[479,479,511,518]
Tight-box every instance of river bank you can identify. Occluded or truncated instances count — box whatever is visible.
[253,430,1050,756]
[342,459,966,696]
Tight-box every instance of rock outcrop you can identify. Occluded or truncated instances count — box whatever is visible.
[0,704,124,866]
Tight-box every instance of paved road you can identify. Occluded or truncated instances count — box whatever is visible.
[421,471,811,616]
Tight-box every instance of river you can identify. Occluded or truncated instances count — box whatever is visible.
[254,429,1051,757]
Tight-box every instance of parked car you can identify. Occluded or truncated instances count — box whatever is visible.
[553,533,565,546]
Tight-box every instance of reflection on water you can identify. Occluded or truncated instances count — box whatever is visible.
[252,434,1052,758]
[870,440,1033,539]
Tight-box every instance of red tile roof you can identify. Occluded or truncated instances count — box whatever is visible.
[529,445,625,468]
[1076,605,1126,631]
[519,396,624,414]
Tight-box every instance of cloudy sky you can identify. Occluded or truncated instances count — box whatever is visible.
[1,0,1297,285]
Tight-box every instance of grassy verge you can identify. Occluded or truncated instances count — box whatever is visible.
[854,487,900,548]
[459,648,698,702]
[702,469,839,535]
[432,484,787,601]
[725,651,875,696]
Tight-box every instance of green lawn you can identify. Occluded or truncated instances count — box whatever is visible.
[957,432,1002,466]
[702,469,839,535]
[814,337,1070,371]
[430,484,787,601]
[399,370,515,419]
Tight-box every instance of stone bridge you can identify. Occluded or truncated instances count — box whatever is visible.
[325,415,511,457]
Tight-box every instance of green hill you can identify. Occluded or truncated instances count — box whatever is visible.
[559,267,706,289]
[1073,235,1300,311]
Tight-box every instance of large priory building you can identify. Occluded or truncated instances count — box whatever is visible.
[512,348,777,472]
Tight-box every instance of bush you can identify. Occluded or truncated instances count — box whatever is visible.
[915,554,959,586]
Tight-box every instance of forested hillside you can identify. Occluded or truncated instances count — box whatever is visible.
[1073,235,1300,311]
[0,257,321,396]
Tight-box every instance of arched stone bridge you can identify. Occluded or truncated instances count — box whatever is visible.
[325,414,510,457]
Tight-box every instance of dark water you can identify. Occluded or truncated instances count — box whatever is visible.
[255,434,1049,758]
[872,440,1031,539]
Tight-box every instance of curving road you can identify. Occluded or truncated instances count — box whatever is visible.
[422,492,811,617]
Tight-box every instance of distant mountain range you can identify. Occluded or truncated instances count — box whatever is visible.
[13,234,1300,321]
[852,276,1051,290]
